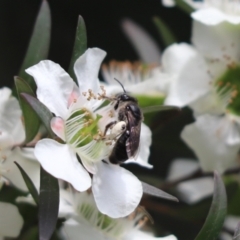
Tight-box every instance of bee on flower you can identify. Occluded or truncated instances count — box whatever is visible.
[26,48,154,218]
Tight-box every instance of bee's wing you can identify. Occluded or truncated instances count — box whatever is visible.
[141,105,180,114]
[125,112,141,159]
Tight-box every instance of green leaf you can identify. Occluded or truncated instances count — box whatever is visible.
[142,181,178,202]
[153,16,176,47]
[39,167,59,240]
[233,222,240,240]
[194,171,227,240]
[18,0,51,90]
[68,15,87,83]
[175,0,194,14]
[15,77,41,143]
[14,161,39,205]
[20,93,55,138]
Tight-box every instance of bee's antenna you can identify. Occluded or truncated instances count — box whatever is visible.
[114,78,126,93]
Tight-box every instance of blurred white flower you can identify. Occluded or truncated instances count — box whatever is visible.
[162,0,240,16]
[101,60,170,98]
[162,0,240,61]
[167,159,214,204]
[0,87,40,191]
[59,190,177,240]
[26,48,154,218]
[161,43,240,173]
[0,202,23,238]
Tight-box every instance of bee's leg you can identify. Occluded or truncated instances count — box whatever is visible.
[103,121,117,137]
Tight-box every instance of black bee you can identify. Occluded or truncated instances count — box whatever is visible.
[104,79,143,164]
[104,79,179,164]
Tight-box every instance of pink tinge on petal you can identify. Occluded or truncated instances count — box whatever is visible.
[51,117,66,141]
[67,85,80,108]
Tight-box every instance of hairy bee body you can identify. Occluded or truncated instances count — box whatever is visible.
[109,92,143,164]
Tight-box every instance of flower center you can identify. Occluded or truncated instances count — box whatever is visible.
[101,61,158,86]
[215,64,240,115]
[66,109,102,147]
[78,202,125,238]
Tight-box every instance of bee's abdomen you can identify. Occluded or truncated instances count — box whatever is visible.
[109,132,129,164]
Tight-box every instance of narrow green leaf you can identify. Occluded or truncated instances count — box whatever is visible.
[14,161,39,205]
[15,77,41,143]
[153,16,176,47]
[175,0,194,14]
[18,0,51,90]
[20,93,55,138]
[233,222,240,240]
[39,167,59,240]
[142,181,179,202]
[68,15,87,83]
[194,171,227,240]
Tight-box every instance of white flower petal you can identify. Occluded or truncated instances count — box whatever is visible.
[0,88,25,144]
[162,43,197,75]
[224,215,240,233]
[125,123,153,169]
[92,162,142,218]
[26,60,75,119]
[59,190,75,218]
[181,114,240,173]
[0,202,23,238]
[3,147,40,192]
[167,159,199,181]
[164,46,211,107]
[192,8,240,25]
[121,19,161,64]
[50,117,66,141]
[16,194,36,206]
[161,0,175,7]
[126,229,177,240]
[74,48,106,96]
[192,16,240,60]
[176,177,214,204]
[61,219,107,240]
[189,91,225,116]
[0,87,11,103]
[34,139,91,192]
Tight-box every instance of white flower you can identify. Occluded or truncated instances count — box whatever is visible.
[0,87,40,191]
[161,43,240,173]
[59,190,177,240]
[0,202,23,238]
[162,0,240,61]
[26,48,153,218]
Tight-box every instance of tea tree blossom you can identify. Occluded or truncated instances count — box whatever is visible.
[162,0,240,61]
[59,190,177,240]
[161,43,240,173]
[26,48,152,218]
[0,87,40,191]
[101,60,170,99]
